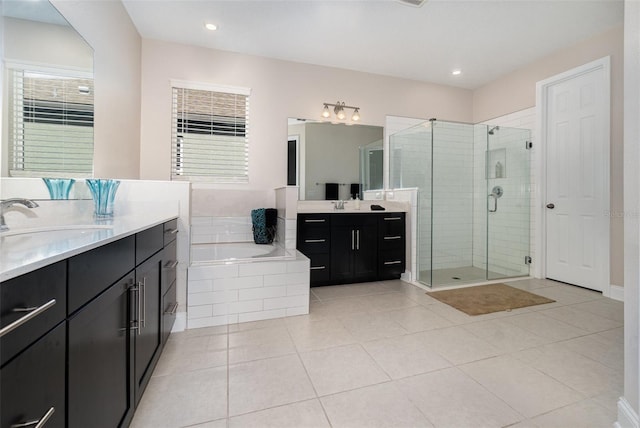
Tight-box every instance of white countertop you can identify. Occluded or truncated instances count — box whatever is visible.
[296,200,410,214]
[1,202,178,282]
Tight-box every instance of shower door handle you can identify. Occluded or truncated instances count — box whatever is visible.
[488,193,498,213]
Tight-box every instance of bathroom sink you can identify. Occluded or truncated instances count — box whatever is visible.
[0,224,113,237]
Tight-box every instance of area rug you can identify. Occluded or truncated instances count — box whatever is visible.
[427,283,555,316]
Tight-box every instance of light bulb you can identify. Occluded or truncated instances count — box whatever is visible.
[351,108,360,121]
[322,104,330,118]
[337,107,346,120]
[205,23,218,31]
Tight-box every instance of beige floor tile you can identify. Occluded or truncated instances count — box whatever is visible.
[183,419,228,428]
[131,367,227,428]
[522,398,617,428]
[379,305,452,333]
[228,399,330,427]
[513,344,621,397]
[560,333,624,372]
[460,355,583,418]
[338,311,408,342]
[227,317,287,333]
[153,333,228,377]
[362,333,451,379]
[321,382,433,427]
[396,367,523,428]
[286,318,356,352]
[311,282,397,300]
[299,344,389,396]
[419,326,500,364]
[307,297,370,318]
[571,299,625,323]
[228,326,297,364]
[228,354,316,416]
[526,286,600,310]
[503,278,559,291]
[462,319,550,353]
[503,311,589,342]
[541,306,623,333]
[360,292,419,313]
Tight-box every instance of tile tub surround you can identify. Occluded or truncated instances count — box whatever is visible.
[131,278,622,427]
[187,252,310,328]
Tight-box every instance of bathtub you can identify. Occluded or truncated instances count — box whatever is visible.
[191,242,296,264]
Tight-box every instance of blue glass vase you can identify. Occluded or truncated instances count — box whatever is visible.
[86,179,120,218]
[42,178,75,199]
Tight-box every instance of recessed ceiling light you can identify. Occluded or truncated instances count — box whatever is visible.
[205,23,218,31]
[452,69,462,76]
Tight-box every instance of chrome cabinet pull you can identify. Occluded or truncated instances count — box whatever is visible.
[11,406,55,428]
[310,266,326,270]
[304,239,326,243]
[165,228,179,235]
[164,260,178,269]
[0,299,56,338]
[383,217,401,221]
[384,236,402,240]
[351,230,355,250]
[164,302,179,315]
[129,283,140,334]
[305,219,325,223]
[139,278,146,329]
[384,261,402,265]
[356,230,360,250]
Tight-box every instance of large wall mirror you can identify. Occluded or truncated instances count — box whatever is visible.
[288,118,384,201]
[1,0,94,198]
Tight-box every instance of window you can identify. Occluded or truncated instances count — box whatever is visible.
[8,68,94,177]
[171,81,250,183]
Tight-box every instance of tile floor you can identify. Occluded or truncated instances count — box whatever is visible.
[131,278,623,428]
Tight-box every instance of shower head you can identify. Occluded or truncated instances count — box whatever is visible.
[488,126,500,135]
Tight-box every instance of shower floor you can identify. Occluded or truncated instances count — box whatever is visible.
[419,266,504,288]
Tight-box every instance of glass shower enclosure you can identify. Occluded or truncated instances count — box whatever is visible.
[390,119,531,288]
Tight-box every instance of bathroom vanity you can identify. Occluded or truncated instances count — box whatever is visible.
[0,214,178,428]
[297,211,406,286]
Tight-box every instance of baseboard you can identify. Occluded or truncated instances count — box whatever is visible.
[609,284,625,302]
[401,270,413,283]
[171,311,187,332]
[616,397,640,428]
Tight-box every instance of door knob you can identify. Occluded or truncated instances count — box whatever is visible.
[546,203,555,209]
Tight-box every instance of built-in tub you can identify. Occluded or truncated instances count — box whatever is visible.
[190,242,296,264]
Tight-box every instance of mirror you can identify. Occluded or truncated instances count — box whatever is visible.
[1,0,94,198]
[288,118,384,201]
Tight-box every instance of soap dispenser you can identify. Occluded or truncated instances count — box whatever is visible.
[495,161,503,178]
[354,193,361,210]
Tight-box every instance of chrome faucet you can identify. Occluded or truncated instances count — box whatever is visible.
[0,199,39,231]
[333,200,346,210]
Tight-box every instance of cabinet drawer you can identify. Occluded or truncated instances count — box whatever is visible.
[163,218,179,246]
[68,235,135,314]
[378,213,405,234]
[298,230,330,254]
[308,253,330,284]
[1,261,66,366]
[298,213,330,226]
[162,239,178,295]
[379,250,405,278]
[136,224,164,265]
[162,281,177,345]
[1,322,65,428]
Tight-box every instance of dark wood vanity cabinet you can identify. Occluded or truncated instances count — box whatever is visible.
[0,218,178,428]
[297,212,406,286]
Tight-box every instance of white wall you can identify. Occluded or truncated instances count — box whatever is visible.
[139,38,473,215]
[50,0,142,179]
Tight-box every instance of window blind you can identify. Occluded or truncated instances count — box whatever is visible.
[171,84,250,183]
[9,69,94,177]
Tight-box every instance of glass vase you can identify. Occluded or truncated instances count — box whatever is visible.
[86,179,120,218]
[42,178,75,200]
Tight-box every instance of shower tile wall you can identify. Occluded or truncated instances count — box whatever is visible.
[474,108,536,276]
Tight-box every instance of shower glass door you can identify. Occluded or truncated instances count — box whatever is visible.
[486,125,531,280]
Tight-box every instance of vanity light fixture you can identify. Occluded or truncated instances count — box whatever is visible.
[205,23,218,31]
[321,101,361,122]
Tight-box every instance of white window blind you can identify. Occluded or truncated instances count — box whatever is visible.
[8,69,94,177]
[171,83,250,183]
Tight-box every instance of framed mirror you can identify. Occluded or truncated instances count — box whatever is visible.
[1,0,94,198]
[288,118,383,201]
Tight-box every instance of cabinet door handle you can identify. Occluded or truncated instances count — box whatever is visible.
[305,219,326,223]
[164,260,178,269]
[356,230,360,250]
[384,260,402,265]
[165,302,179,315]
[165,228,179,235]
[139,278,146,329]
[0,299,56,338]
[10,406,55,428]
[351,230,355,250]
[304,239,326,243]
[384,236,402,240]
[310,266,326,270]
[384,217,402,221]
[128,284,140,334]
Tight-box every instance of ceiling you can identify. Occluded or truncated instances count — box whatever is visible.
[122,0,623,90]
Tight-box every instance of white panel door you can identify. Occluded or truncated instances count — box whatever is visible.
[544,60,609,291]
